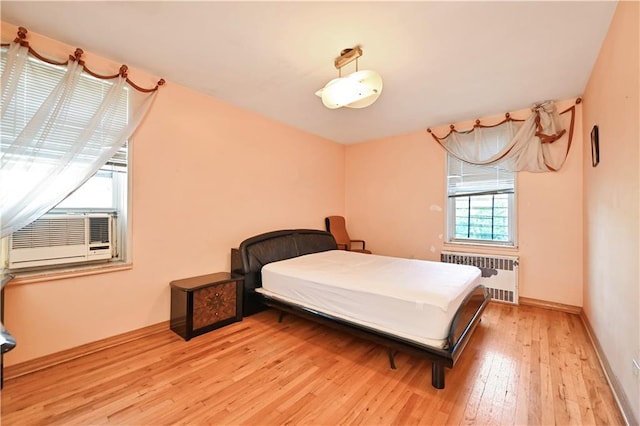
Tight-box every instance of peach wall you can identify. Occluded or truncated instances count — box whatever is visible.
[344,132,444,260]
[581,1,639,421]
[345,99,584,307]
[2,23,345,365]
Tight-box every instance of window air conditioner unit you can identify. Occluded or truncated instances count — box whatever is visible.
[8,214,113,269]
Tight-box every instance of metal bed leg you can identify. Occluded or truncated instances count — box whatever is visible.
[387,348,397,370]
[278,311,286,323]
[432,362,445,389]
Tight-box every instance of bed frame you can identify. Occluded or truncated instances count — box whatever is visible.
[231,229,490,389]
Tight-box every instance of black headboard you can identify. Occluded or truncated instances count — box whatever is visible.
[233,229,337,315]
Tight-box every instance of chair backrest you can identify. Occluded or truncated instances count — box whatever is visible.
[325,216,351,250]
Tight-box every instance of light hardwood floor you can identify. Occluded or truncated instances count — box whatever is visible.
[1,303,625,425]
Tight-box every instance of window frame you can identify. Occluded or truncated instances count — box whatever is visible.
[445,154,518,248]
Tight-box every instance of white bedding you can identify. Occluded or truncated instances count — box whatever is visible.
[258,250,481,348]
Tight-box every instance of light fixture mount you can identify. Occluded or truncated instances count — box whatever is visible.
[334,46,363,70]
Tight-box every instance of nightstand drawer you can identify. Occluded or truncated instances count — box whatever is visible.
[170,272,243,341]
[192,282,237,329]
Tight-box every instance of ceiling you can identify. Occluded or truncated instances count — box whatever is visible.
[1,1,617,144]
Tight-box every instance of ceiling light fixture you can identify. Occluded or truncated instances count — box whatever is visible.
[315,46,383,109]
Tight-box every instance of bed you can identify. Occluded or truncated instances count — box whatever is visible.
[231,229,490,389]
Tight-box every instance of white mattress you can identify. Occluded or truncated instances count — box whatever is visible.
[258,250,481,348]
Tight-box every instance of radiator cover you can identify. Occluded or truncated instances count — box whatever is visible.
[441,251,519,304]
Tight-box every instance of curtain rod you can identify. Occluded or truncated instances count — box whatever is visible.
[1,26,165,93]
[427,97,582,139]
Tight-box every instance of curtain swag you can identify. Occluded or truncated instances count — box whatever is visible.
[1,27,165,92]
[427,98,581,173]
[1,26,163,237]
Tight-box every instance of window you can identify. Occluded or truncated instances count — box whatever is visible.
[446,154,516,246]
[1,53,130,271]
[47,143,129,265]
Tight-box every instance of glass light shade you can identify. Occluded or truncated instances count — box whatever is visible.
[315,70,383,109]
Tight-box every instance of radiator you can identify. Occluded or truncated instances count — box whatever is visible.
[441,251,519,304]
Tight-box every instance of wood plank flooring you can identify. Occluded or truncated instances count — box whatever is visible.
[1,303,625,425]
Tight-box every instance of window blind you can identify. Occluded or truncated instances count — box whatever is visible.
[447,155,514,198]
[1,48,128,171]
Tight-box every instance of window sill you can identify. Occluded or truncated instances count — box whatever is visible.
[443,241,519,254]
[6,261,133,286]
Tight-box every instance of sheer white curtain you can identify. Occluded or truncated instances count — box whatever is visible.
[432,101,573,173]
[0,43,157,238]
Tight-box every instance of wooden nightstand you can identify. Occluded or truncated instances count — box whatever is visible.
[170,272,243,341]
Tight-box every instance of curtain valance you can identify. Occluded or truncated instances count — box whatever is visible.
[2,26,165,93]
[428,99,581,172]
